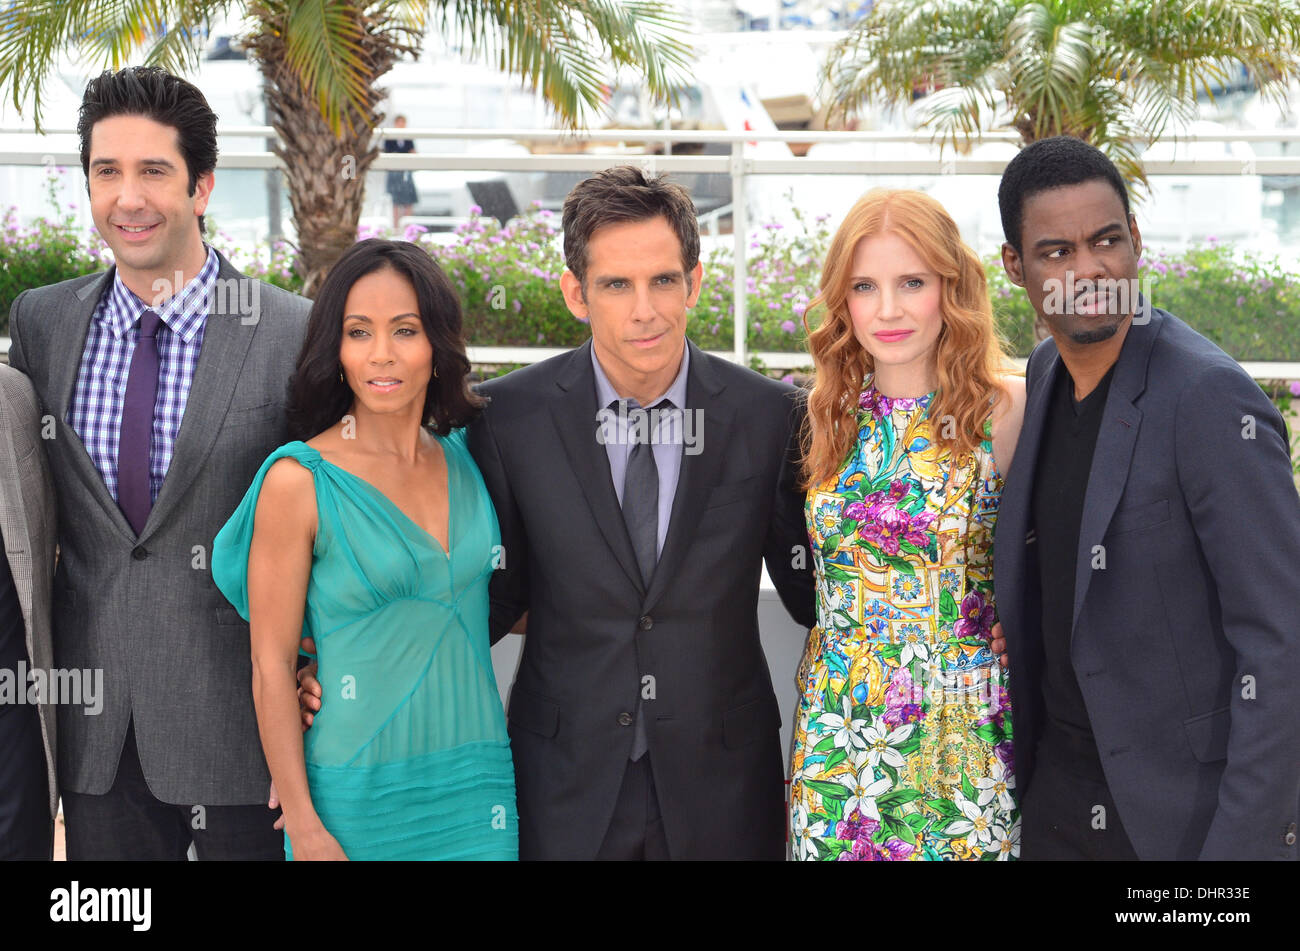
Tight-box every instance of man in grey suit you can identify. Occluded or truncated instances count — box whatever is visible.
[0,364,58,859]
[6,66,310,859]
[992,136,1300,859]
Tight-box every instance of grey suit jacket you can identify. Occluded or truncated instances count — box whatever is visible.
[994,305,1300,860]
[0,364,58,817]
[6,251,311,804]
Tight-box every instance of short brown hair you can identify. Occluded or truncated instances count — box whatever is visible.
[562,166,700,292]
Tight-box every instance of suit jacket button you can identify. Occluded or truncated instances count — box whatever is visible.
[131,546,148,561]
[617,712,633,727]
[638,615,653,631]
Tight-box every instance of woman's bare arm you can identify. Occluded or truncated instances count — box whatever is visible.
[248,457,345,860]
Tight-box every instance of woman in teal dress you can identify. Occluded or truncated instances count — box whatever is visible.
[212,239,517,860]
[791,190,1025,860]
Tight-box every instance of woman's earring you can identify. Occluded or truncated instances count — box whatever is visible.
[338,367,345,383]
[432,355,439,379]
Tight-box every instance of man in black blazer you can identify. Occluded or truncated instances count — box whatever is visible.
[992,136,1300,859]
[469,167,814,859]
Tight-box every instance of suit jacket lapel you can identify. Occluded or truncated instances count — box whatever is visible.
[55,271,137,541]
[1070,309,1161,634]
[139,251,256,543]
[550,340,646,594]
[644,342,732,612]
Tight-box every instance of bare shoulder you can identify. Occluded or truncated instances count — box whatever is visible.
[991,375,1027,475]
[256,457,318,534]
[992,374,1026,425]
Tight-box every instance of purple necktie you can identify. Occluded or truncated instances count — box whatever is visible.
[117,308,162,535]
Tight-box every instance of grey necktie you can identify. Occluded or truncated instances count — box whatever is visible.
[620,397,663,587]
[617,397,669,761]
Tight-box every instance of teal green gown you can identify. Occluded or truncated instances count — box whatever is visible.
[212,428,518,860]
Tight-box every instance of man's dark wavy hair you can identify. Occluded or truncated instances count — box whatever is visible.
[78,66,219,237]
[998,135,1131,254]
[287,239,484,441]
[562,165,701,294]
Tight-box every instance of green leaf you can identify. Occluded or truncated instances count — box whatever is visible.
[940,589,959,622]
[903,812,930,835]
[811,735,838,753]
[925,798,963,819]
[882,813,912,843]
[805,779,851,800]
[893,734,922,758]
[823,748,848,772]
[821,532,843,555]
[880,553,917,576]
[876,789,924,809]
[961,774,979,803]
[974,722,1006,746]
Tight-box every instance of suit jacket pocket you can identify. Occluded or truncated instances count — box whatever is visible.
[222,402,278,427]
[722,696,780,750]
[1183,705,1230,763]
[705,477,757,512]
[508,685,560,738]
[1107,498,1170,536]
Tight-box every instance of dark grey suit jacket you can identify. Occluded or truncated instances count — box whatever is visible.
[994,305,1300,859]
[7,251,310,804]
[469,339,815,859]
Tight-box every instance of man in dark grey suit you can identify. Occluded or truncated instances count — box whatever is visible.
[469,167,814,859]
[7,67,310,859]
[992,136,1300,859]
[0,364,58,859]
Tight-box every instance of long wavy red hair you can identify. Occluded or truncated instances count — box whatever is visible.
[802,189,1011,489]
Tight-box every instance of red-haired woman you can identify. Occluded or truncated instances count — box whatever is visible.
[790,189,1025,861]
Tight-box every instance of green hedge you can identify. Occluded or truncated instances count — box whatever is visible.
[4,195,1298,363]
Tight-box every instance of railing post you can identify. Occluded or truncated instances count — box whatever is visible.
[731,140,748,367]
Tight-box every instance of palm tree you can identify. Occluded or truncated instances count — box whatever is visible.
[0,1,693,295]
[821,0,1300,195]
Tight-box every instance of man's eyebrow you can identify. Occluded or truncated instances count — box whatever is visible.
[1032,221,1126,251]
[593,270,684,284]
[89,157,178,169]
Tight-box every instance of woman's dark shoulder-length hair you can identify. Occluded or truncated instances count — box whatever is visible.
[286,238,484,441]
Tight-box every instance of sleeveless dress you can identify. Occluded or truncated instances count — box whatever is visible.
[212,428,518,860]
[789,380,1018,861]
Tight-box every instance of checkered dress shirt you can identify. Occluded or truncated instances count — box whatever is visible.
[66,245,220,504]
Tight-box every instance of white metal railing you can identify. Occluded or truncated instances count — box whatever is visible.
[2,126,1298,376]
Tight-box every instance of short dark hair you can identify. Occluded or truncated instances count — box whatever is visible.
[286,239,485,441]
[78,66,219,238]
[998,136,1131,253]
[562,166,700,291]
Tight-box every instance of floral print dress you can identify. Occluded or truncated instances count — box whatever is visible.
[789,380,1018,861]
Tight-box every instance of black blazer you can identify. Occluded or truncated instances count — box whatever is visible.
[994,305,1300,859]
[468,339,815,859]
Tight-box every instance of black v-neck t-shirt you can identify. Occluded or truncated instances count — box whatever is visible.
[1030,360,1117,779]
